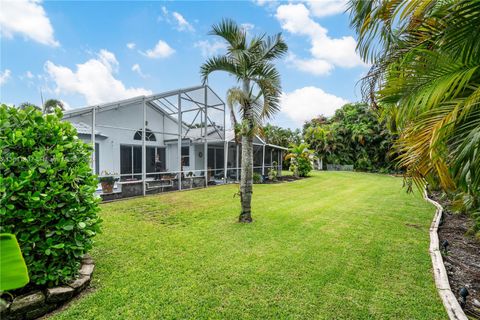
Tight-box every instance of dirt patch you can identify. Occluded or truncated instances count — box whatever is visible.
[432,192,480,318]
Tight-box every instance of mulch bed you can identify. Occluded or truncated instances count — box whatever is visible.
[262,175,306,184]
[431,192,480,318]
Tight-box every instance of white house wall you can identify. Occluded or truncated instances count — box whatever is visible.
[64,101,181,175]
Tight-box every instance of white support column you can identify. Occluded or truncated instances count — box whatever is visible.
[142,98,146,196]
[178,93,182,190]
[279,150,283,177]
[236,144,239,181]
[204,86,208,187]
[262,144,266,175]
[224,141,228,183]
[91,106,96,174]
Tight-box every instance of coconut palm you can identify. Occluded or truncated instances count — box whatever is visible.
[200,19,287,222]
[348,0,480,235]
[43,99,65,114]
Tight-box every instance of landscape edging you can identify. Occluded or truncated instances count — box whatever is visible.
[1,255,94,320]
[423,190,468,320]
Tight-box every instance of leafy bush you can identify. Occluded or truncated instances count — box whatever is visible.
[286,143,315,177]
[267,161,278,182]
[303,103,396,173]
[253,173,263,184]
[0,105,101,286]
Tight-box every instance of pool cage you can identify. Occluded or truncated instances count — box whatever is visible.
[62,85,285,201]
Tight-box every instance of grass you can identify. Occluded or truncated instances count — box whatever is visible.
[50,171,445,319]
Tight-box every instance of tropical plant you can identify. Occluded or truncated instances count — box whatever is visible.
[348,0,480,236]
[285,143,316,177]
[0,234,29,292]
[304,103,395,172]
[0,105,101,286]
[43,98,65,114]
[98,171,119,184]
[253,172,263,184]
[267,161,278,182]
[262,123,301,148]
[200,19,287,222]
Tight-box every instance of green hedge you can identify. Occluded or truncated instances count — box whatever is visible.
[0,105,101,286]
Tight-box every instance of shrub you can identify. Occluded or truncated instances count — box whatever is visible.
[253,172,263,184]
[0,105,101,287]
[268,161,278,182]
[286,143,316,177]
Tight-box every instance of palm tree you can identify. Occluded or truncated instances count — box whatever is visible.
[43,99,65,114]
[200,19,287,222]
[285,143,316,178]
[348,0,480,234]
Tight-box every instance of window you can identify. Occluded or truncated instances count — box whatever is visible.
[181,146,190,166]
[120,145,166,180]
[133,128,156,141]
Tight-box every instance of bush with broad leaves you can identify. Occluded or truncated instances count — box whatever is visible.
[0,105,101,287]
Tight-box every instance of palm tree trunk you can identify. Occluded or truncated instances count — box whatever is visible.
[239,79,253,223]
[239,133,253,222]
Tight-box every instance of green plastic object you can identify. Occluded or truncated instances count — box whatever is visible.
[0,233,29,291]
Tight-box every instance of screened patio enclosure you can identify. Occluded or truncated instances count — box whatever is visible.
[62,85,285,200]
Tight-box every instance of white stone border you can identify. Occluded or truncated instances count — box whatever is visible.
[424,190,468,320]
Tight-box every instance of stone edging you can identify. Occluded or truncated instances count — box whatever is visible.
[423,190,468,320]
[1,255,94,320]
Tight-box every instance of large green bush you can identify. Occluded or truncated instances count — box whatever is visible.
[0,105,101,286]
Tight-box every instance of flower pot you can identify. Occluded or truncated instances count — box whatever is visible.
[101,181,114,193]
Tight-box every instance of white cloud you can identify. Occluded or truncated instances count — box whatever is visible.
[241,23,255,32]
[44,49,152,105]
[253,0,277,8]
[0,0,59,47]
[305,0,348,18]
[172,12,194,32]
[131,63,148,78]
[276,3,365,75]
[159,6,194,32]
[0,69,12,85]
[281,86,348,124]
[126,42,136,49]
[194,40,227,57]
[286,53,333,75]
[25,71,34,79]
[143,40,175,59]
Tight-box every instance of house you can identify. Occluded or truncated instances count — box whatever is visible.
[62,85,286,200]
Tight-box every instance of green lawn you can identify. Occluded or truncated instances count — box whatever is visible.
[50,172,445,319]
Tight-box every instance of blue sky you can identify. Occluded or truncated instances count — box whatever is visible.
[0,0,368,129]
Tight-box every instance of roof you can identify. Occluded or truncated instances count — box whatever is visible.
[224,129,288,150]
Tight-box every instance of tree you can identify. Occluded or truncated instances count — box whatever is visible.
[262,123,301,147]
[348,0,480,236]
[200,19,287,222]
[43,98,65,114]
[304,103,395,172]
[285,143,316,177]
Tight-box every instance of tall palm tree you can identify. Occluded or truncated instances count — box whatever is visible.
[200,19,287,222]
[349,0,480,234]
[43,99,65,114]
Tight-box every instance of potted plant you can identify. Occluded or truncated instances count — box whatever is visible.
[99,171,119,193]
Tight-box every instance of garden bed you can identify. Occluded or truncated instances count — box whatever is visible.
[431,192,480,318]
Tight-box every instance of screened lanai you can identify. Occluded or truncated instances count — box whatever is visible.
[62,85,285,200]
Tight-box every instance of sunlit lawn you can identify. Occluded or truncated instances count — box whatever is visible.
[50,171,445,319]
